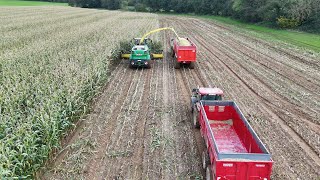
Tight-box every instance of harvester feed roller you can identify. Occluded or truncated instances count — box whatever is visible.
[152,53,163,59]
[121,53,163,59]
[121,54,130,59]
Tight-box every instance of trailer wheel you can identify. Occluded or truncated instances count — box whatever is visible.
[174,60,181,69]
[193,108,200,128]
[171,49,175,58]
[206,165,213,180]
[191,103,196,113]
[202,150,210,169]
[189,62,195,69]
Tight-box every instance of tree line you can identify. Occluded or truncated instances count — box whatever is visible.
[25,0,69,2]
[136,0,320,31]
[35,0,320,32]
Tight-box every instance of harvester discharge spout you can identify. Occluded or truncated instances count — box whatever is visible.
[139,27,180,45]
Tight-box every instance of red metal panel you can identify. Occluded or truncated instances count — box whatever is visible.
[203,105,263,153]
[177,49,196,62]
[199,102,273,179]
[215,161,273,180]
[203,105,233,120]
[232,109,263,153]
[173,38,197,63]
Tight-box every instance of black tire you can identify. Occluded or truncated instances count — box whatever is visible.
[171,51,175,58]
[202,150,210,169]
[193,108,200,128]
[174,60,181,69]
[129,63,134,69]
[189,62,195,69]
[206,165,213,180]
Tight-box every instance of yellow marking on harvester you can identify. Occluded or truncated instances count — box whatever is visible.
[121,54,130,59]
[152,53,164,59]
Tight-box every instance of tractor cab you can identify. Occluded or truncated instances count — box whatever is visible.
[191,87,223,110]
[197,87,223,100]
[190,87,224,122]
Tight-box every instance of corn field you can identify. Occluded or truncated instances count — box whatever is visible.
[0,6,158,178]
[1,5,320,180]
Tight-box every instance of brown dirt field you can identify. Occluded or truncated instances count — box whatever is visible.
[42,15,320,179]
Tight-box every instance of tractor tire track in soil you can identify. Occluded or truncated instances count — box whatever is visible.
[43,15,319,180]
[44,41,203,179]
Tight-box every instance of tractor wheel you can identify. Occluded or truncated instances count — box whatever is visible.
[171,50,175,58]
[174,60,181,69]
[146,62,152,69]
[206,165,213,180]
[189,62,195,69]
[193,108,200,128]
[202,150,210,169]
[129,63,134,69]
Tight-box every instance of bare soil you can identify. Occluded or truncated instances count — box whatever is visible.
[42,15,320,179]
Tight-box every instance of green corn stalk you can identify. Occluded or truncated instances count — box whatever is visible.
[0,7,159,178]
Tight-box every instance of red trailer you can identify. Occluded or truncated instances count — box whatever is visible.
[171,37,197,69]
[195,100,273,180]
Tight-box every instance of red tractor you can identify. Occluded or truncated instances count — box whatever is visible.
[191,87,224,128]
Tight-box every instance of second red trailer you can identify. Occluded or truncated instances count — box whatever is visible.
[195,100,273,180]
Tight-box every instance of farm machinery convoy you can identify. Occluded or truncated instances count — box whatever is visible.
[120,27,197,69]
[119,27,273,179]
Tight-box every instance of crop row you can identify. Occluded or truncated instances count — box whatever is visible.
[0,7,158,178]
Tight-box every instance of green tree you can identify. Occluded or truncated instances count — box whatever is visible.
[170,0,193,13]
[143,0,159,11]
[71,0,101,8]
[257,0,283,22]
[232,0,265,22]
[101,0,121,9]
[159,0,170,11]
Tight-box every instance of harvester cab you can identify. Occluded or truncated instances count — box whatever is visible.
[129,45,152,68]
[191,87,224,112]
[132,38,152,45]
